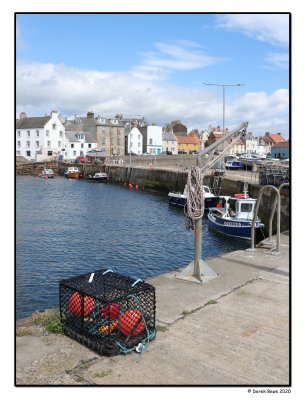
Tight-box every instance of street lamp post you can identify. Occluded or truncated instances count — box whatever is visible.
[203,82,245,143]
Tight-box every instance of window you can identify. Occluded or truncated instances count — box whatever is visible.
[81,143,84,148]
[149,139,153,145]
[26,151,31,157]
[240,203,253,212]
[73,151,76,156]
[17,141,21,147]
[27,131,30,137]
[138,142,140,147]
[59,131,63,138]
[16,151,20,156]
[58,141,62,148]
[102,139,106,145]
[26,141,30,148]
[138,135,140,140]
[130,142,133,147]
[36,130,39,137]
[46,130,49,137]
[88,143,92,148]
[17,131,20,138]
[48,151,53,156]
[47,141,51,148]
[52,123,56,129]
[36,141,39,148]
[71,144,74,148]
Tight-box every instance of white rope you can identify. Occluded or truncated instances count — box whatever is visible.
[184,166,205,222]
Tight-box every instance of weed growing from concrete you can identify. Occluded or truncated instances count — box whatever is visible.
[94,369,113,378]
[206,299,218,305]
[32,309,63,333]
[156,324,168,332]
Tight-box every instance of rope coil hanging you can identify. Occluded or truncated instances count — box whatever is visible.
[184,166,205,225]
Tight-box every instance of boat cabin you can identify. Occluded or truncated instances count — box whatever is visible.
[226,197,256,220]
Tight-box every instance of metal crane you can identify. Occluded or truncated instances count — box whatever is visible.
[177,121,249,283]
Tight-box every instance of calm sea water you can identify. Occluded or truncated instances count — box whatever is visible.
[16,176,248,319]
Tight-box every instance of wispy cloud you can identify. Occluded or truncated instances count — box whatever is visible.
[264,52,289,70]
[216,14,289,47]
[132,40,220,80]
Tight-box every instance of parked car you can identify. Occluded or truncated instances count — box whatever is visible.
[161,151,172,155]
[189,150,198,155]
[178,150,187,154]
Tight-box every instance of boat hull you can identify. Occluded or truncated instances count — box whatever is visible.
[208,210,264,240]
[168,194,220,210]
[85,177,108,183]
[64,172,82,179]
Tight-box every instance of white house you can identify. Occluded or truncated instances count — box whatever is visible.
[162,130,178,154]
[138,125,163,154]
[127,126,143,155]
[242,132,259,154]
[64,131,97,160]
[16,111,65,161]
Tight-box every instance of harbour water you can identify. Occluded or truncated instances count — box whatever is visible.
[16,176,249,319]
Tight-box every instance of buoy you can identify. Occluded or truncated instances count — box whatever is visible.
[68,292,94,316]
[135,185,139,190]
[119,309,145,336]
[99,320,119,333]
[129,184,133,190]
[216,203,222,208]
[100,302,120,319]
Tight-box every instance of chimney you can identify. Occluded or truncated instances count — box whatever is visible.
[87,111,94,119]
[20,112,27,119]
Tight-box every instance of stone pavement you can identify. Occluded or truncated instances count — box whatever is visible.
[16,233,290,386]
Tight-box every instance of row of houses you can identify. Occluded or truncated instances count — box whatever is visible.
[16,111,289,162]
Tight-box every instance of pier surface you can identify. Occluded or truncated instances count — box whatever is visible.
[16,233,290,385]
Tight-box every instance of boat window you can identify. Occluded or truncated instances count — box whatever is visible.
[203,187,210,193]
[240,203,253,212]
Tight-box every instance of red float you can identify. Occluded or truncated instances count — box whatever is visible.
[68,292,94,316]
[100,302,120,319]
[119,309,145,336]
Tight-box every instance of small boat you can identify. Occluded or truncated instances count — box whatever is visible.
[238,154,263,169]
[85,172,108,183]
[39,168,54,179]
[168,185,220,210]
[207,194,264,240]
[225,156,242,170]
[64,166,82,179]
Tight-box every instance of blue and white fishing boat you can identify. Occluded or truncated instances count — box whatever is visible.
[168,185,220,210]
[207,193,264,240]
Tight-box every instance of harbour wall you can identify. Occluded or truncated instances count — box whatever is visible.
[20,161,290,234]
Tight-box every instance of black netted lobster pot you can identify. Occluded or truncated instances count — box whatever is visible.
[59,269,156,356]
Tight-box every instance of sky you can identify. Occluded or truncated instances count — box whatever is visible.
[16,13,290,137]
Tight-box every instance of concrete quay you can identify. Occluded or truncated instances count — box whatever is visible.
[16,232,290,386]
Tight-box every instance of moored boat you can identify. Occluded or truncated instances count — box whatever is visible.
[64,166,82,179]
[39,168,55,179]
[168,185,220,210]
[207,194,264,240]
[85,172,108,183]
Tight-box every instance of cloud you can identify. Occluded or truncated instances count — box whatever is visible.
[16,61,289,136]
[264,52,289,70]
[216,14,289,47]
[132,40,220,80]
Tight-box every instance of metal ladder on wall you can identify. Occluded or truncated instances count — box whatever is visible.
[249,183,289,254]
